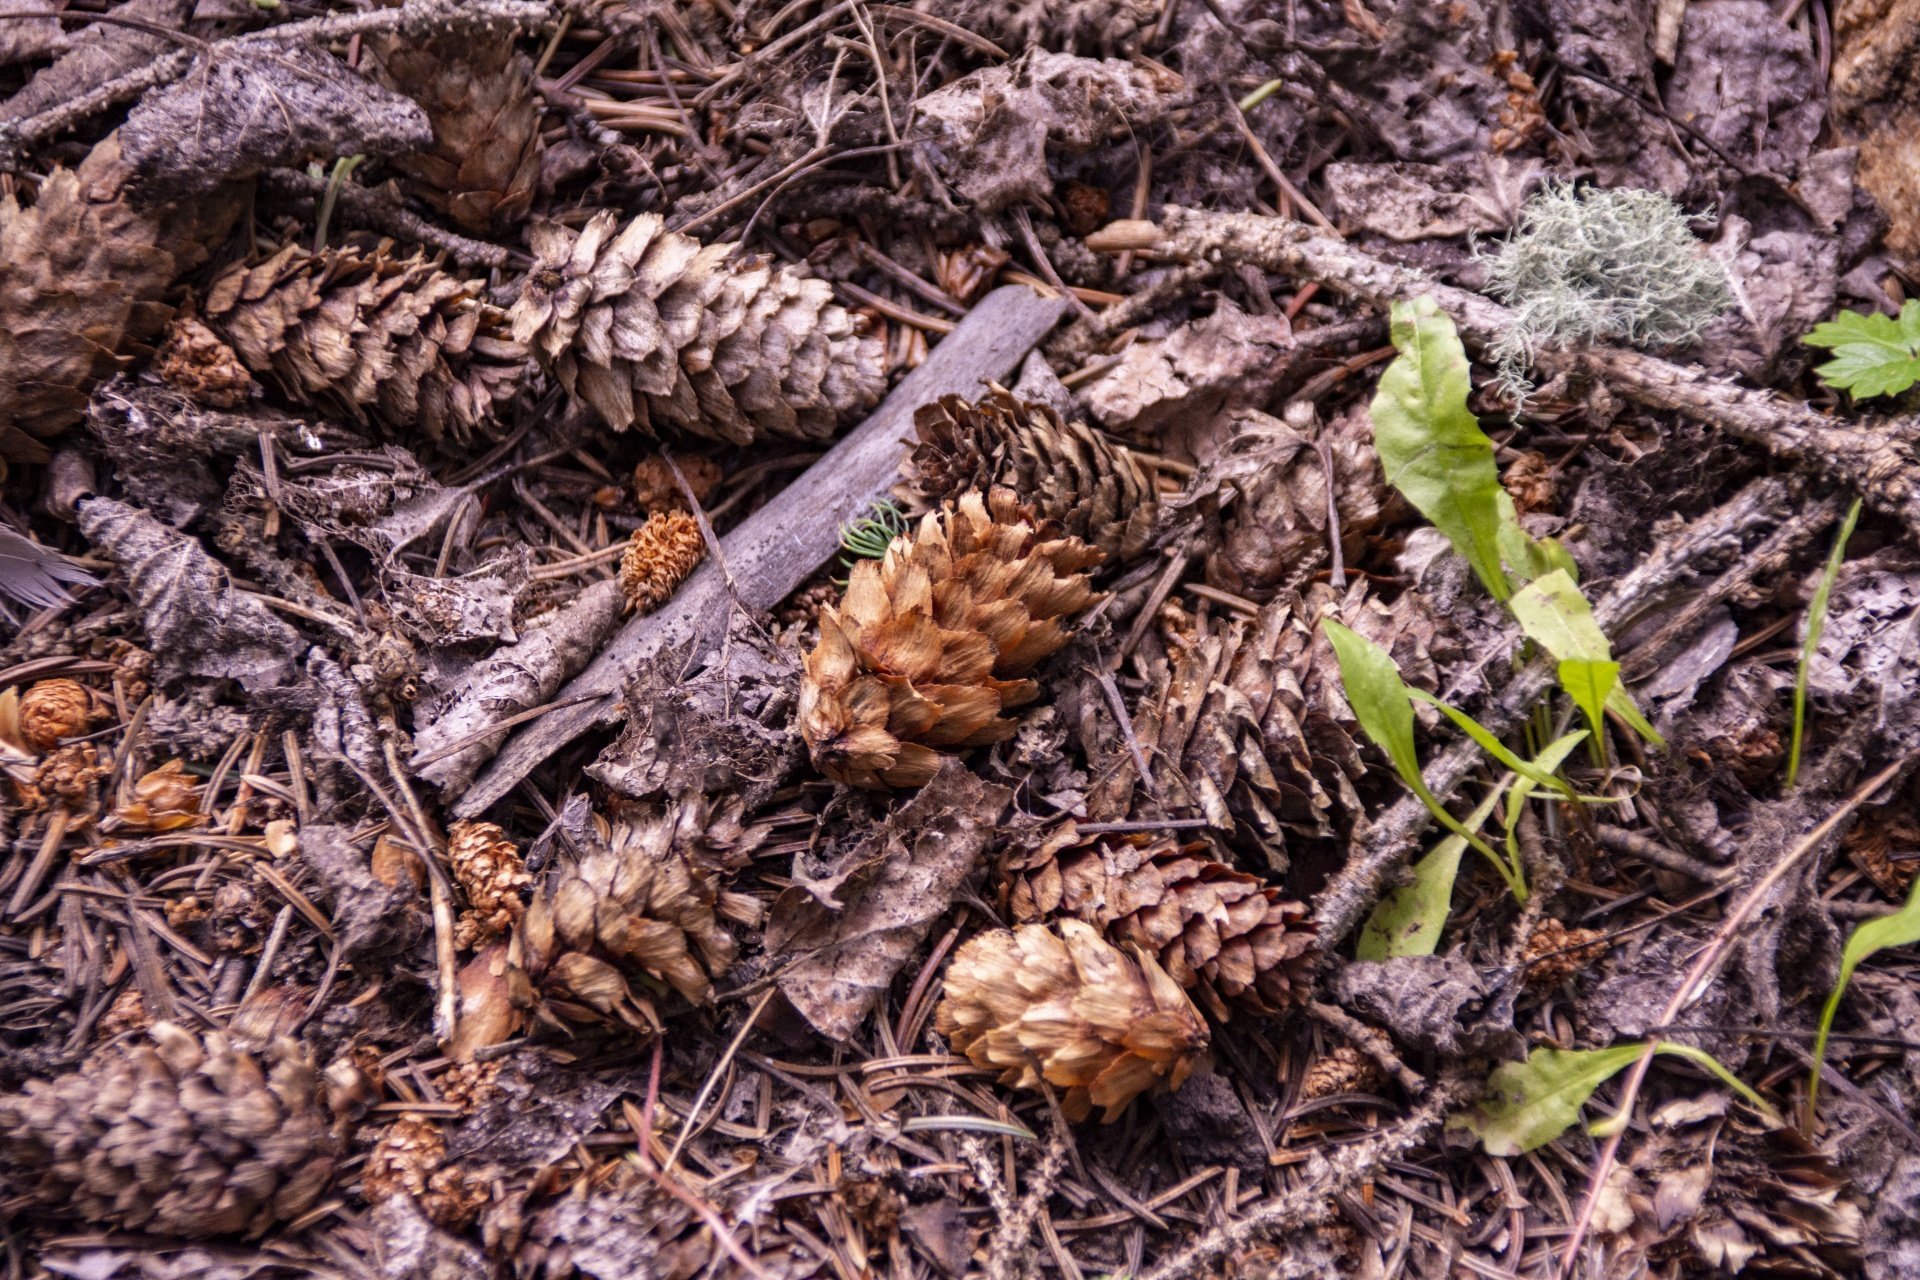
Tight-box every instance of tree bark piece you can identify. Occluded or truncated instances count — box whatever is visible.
[455,284,1069,818]
[1087,210,1920,531]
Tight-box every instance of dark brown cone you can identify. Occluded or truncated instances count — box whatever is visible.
[800,489,1104,789]
[510,211,886,445]
[1200,406,1393,601]
[0,134,242,463]
[904,389,1161,561]
[0,1022,341,1237]
[1012,833,1315,1018]
[934,919,1208,1123]
[513,795,766,1033]
[369,31,545,235]
[1087,580,1449,852]
[202,240,527,444]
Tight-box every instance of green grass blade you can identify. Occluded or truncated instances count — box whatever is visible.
[1788,497,1863,788]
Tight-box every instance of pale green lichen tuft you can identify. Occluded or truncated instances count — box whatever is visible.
[1481,182,1732,403]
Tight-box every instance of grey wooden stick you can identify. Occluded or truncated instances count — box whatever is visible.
[454,284,1070,817]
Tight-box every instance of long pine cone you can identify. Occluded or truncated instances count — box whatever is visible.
[514,796,765,1031]
[1012,833,1315,1018]
[370,31,544,234]
[800,489,1103,788]
[935,919,1208,1122]
[905,389,1160,561]
[0,135,240,463]
[0,1023,341,1237]
[510,211,886,444]
[202,240,526,444]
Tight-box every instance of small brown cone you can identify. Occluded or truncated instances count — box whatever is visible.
[935,919,1208,1122]
[0,134,241,463]
[368,31,545,235]
[1012,833,1315,1018]
[905,389,1160,561]
[1203,406,1392,601]
[800,489,1103,788]
[0,1022,341,1237]
[510,211,886,444]
[448,820,530,950]
[618,509,705,612]
[202,239,526,444]
[17,677,92,750]
[514,796,765,1032]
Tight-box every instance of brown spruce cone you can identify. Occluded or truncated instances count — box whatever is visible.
[904,389,1160,561]
[514,796,766,1031]
[448,820,531,950]
[800,489,1104,788]
[618,509,705,612]
[935,919,1208,1122]
[0,1022,341,1237]
[1202,405,1393,601]
[17,677,93,750]
[1088,580,1450,850]
[202,239,527,444]
[0,134,241,463]
[1011,833,1315,1017]
[369,31,545,235]
[913,0,1161,54]
[510,211,886,445]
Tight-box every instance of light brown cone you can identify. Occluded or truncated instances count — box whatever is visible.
[618,509,705,612]
[514,796,766,1032]
[510,211,886,445]
[448,820,530,950]
[904,389,1160,561]
[369,31,545,235]
[0,134,241,463]
[1011,833,1315,1018]
[935,919,1208,1122]
[1202,406,1392,601]
[202,239,527,444]
[1089,581,1447,850]
[800,489,1103,789]
[0,1022,341,1237]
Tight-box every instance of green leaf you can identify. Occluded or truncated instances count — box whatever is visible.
[1788,497,1863,788]
[1808,876,1920,1119]
[1372,297,1514,601]
[1408,688,1574,797]
[1497,492,1578,586]
[1803,301,1920,399]
[1558,658,1620,747]
[1510,570,1665,749]
[1324,619,1525,898]
[1358,787,1506,961]
[1503,730,1590,873]
[1454,1040,1775,1155]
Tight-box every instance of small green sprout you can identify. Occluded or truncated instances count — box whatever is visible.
[836,500,908,574]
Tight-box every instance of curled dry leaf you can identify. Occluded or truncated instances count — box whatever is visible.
[76,497,303,694]
[113,759,206,832]
[410,578,627,794]
[907,51,1180,215]
[934,918,1209,1122]
[119,43,431,198]
[767,760,1012,1042]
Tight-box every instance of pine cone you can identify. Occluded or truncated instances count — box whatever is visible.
[1089,581,1448,850]
[1203,406,1393,601]
[800,489,1103,788]
[905,389,1160,561]
[618,509,705,612]
[369,31,545,235]
[202,239,526,444]
[0,1023,341,1237]
[1011,833,1315,1017]
[915,0,1161,55]
[515,796,765,1030]
[510,211,886,445]
[934,919,1208,1122]
[17,677,92,750]
[154,314,255,408]
[448,820,530,949]
[0,134,240,463]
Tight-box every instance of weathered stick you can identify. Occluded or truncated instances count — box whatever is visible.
[455,284,1070,817]
[1087,210,1920,530]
